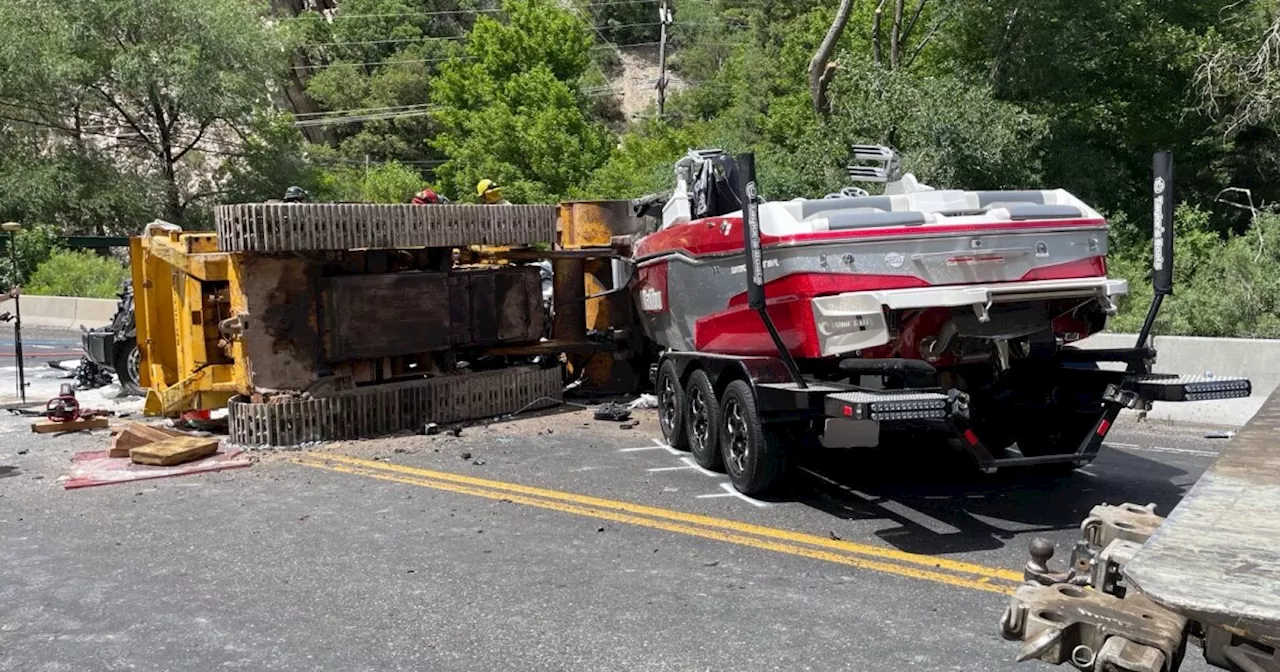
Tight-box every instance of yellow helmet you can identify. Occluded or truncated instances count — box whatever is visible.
[476,179,502,203]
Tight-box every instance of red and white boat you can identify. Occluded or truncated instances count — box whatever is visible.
[632,149,1127,366]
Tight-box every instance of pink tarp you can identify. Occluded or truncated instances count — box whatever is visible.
[63,447,251,490]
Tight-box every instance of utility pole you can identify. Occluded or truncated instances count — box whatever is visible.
[656,0,672,117]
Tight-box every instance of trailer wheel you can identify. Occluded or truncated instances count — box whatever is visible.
[114,338,144,397]
[719,380,785,495]
[656,360,689,450]
[684,370,722,471]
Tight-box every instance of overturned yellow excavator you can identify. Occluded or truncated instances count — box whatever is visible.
[131,201,643,446]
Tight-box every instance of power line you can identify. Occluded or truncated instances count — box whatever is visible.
[292,55,472,71]
[301,35,466,48]
[284,0,661,21]
[293,103,436,118]
[293,107,440,127]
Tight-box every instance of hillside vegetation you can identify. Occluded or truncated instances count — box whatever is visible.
[2,0,1280,335]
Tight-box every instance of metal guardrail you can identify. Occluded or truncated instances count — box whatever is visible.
[0,235,131,252]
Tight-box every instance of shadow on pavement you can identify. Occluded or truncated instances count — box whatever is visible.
[781,425,1193,557]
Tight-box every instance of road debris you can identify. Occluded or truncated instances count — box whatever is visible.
[628,394,658,410]
[423,422,440,435]
[593,403,631,422]
[109,423,187,458]
[64,446,250,490]
[31,417,109,434]
[130,436,221,466]
[620,420,639,430]
[471,458,486,466]
[460,452,472,460]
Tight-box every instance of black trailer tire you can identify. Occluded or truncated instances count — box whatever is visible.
[719,380,785,495]
[114,338,144,397]
[657,359,689,450]
[684,370,722,471]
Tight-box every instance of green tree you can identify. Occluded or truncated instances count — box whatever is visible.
[430,0,613,202]
[0,0,287,225]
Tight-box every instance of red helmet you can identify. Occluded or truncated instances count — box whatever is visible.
[411,188,442,205]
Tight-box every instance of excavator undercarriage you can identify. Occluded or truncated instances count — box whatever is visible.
[133,201,640,447]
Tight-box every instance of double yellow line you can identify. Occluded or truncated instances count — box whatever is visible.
[294,452,1023,595]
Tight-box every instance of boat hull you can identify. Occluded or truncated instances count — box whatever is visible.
[632,216,1115,360]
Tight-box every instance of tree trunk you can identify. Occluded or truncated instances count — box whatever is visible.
[808,0,857,116]
[872,0,885,66]
[988,7,1021,88]
[890,0,905,69]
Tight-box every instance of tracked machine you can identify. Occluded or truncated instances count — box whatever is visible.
[131,201,638,447]
[634,149,1252,494]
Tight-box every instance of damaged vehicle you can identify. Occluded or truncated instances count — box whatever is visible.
[81,280,142,396]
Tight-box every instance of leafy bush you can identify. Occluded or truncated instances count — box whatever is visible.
[0,223,62,289]
[25,249,130,298]
[315,160,426,203]
[1109,207,1280,339]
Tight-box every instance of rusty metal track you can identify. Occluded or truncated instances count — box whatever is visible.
[214,203,558,253]
[228,365,562,447]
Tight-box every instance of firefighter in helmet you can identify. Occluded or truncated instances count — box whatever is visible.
[475,179,508,205]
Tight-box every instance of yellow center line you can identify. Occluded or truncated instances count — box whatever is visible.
[298,452,1023,587]
[295,457,1015,595]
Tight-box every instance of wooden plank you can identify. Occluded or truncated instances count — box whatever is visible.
[108,423,187,458]
[129,436,220,466]
[31,417,109,433]
[1124,389,1280,646]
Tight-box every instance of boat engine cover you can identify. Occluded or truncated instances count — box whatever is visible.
[811,293,891,356]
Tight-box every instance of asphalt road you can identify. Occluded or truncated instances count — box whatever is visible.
[0,401,1232,671]
[0,324,85,361]
[0,326,97,406]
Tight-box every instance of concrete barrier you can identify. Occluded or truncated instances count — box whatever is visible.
[13,295,118,329]
[1078,333,1280,426]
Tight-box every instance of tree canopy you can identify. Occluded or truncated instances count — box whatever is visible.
[4,0,1280,334]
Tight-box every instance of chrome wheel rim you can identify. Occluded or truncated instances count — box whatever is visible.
[659,374,678,437]
[689,386,710,453]
[127,346,141,385]
[724,398,749,475]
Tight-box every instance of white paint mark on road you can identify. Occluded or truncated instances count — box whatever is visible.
[1111,443,1218,458]
[695,492,736,499]
[802,468,958,534]
[718,482,771,508]
[647,465,697,472]
[619,445,663,452]
[1105,442,1140,449]
[652,439,683,455]
[679,457,721,478]
[858,495,961,535]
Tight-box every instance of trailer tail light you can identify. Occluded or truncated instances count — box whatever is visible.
[963,429,979,446]
[843,406,853,417]
[1096,418,1111,436]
